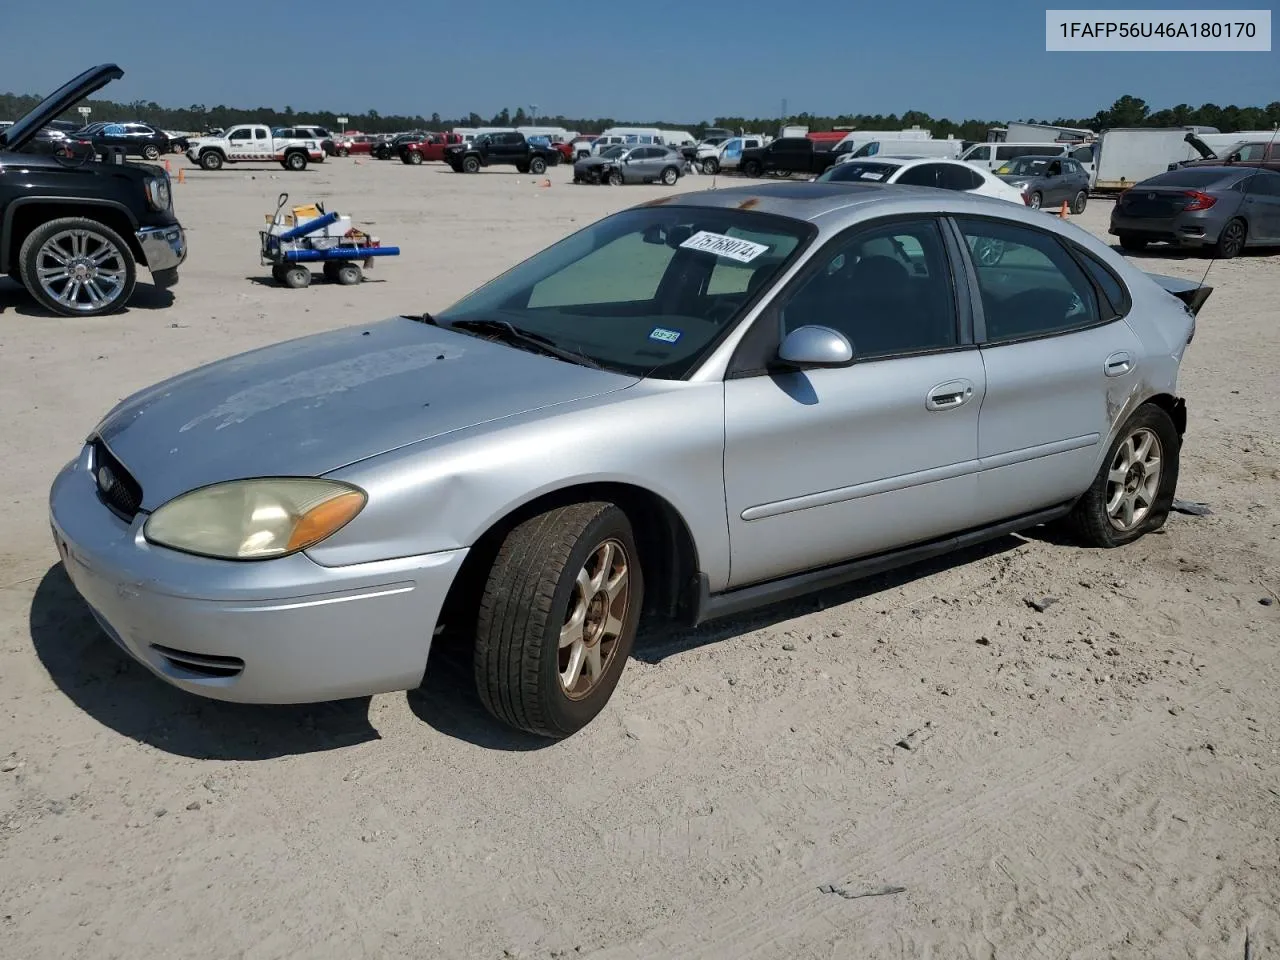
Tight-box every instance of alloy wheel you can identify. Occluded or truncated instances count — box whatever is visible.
[35,229,128,313]
[1106,427,1162,531]
[559,539,630,699]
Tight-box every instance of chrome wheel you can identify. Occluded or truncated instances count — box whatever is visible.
[35,229,128,313]
[559,539,630,699]
[1106,427,1162,531]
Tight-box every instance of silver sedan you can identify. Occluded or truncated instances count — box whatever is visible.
[50,182,1211,737]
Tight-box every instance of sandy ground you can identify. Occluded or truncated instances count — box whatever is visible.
[1,155,1278,960]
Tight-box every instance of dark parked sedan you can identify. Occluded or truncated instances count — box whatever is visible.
[1109,166,1280,259]
[77,121,172,160]
[994,155,1091,212]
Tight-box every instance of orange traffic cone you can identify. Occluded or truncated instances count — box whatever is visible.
[176,167,185,184]
[540,178,551,188]
[1059,200,1069,219]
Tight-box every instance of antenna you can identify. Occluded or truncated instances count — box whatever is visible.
[1194,123,1279,295]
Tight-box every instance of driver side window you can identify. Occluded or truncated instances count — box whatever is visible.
[956,218,1100,343]
[778,219,958,359]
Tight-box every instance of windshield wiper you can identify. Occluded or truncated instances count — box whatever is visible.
[446,318,601,369]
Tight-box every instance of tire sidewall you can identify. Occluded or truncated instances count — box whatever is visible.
[662,166,678,185]
[200,150,223,170]
[539,507,644,734]
[143,145,160,160]
[19,217,137,317]
[530,157,546,175]
[286,152,307,171]
[1072,191,1087,214]
[463,156,480,173]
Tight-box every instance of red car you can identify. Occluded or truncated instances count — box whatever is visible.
[399,132,463,165]
[336,135,376,157]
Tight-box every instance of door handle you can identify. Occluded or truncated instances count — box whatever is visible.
[926,379,975,411]
[1104,351,1133,377]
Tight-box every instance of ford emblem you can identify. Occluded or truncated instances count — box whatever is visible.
[97,464,115,493]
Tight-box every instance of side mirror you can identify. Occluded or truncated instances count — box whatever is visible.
[776,325,853,369]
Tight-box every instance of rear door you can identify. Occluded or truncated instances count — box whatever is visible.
[952,216,1143,522]
[1243,172,1280,240]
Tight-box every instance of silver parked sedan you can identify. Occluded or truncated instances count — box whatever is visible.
[50,182,1211,738]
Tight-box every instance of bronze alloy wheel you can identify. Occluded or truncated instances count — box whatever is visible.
[559,539,630,699]
[1106,426,1162,532]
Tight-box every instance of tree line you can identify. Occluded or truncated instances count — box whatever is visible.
[1,90,1276,139]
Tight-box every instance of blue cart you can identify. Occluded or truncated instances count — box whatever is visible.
[260,192,401,288]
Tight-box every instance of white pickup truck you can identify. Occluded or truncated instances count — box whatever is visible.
[185,124,323,171]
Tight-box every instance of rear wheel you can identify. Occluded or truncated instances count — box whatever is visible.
[1064,404,1179,548]
[18,217,137,317]
[284,151,308,171]
[338,147,350,157]
[1070,190,1087,214]
[1028,190,1043,210]
[1118,234,1147,252]
[474,502,643,738]
[281,265,311,289]
[529,156,547,175]
[741,159,762,178]
[334,263,361,285]
[1213,217,1246,259]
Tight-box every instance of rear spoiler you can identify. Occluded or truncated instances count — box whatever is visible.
[1149,272,1213,316]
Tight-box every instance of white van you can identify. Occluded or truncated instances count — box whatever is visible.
[592,127,665,153]
[838,138,962,163]
[659,129,696,149]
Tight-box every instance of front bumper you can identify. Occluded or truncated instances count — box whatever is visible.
[136,224,186,283]
[48,450,468,704]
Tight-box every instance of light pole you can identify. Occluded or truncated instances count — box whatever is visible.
[530,104,538,125]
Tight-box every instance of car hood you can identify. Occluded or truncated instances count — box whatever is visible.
[575,156,612,167]
[94,317,638,509]
[0,64,122,153]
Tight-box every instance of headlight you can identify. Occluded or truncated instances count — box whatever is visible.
[143,478,366,560]
[1010,181,1029,190]
[144,176,171,211]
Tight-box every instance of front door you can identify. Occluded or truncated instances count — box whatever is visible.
[723,217,985,588]
[952,217,1143,522]
[226,127,255,161]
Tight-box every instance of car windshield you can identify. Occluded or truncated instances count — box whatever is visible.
[819,161,901,182]
[996,157,1055,176]
[434,207,815,379]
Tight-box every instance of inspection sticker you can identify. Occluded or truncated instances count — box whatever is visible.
[679,230,769,263]
[649,327,683,343]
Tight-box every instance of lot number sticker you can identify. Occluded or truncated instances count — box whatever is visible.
[649,327,682,343]
[679,231,770,263]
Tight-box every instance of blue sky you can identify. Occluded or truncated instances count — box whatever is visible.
[2,0,1275,122]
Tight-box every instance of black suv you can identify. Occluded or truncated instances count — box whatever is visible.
[444,132,560,174]
[0,65,186,317]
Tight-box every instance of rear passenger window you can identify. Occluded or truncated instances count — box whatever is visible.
[940,164,983,190]
[895,164,941,188]
[1074,249,1129,317]
[956,219,1101,342]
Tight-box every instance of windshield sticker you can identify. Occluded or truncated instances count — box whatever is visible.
[679,230,770,263]
[861,172,885,180]
[649,327,682,344]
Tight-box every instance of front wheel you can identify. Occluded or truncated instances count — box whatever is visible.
[1213,217,1247,259]
[462,156,481,173]
[474,502,643,738]
[660,166,679,186]
[1070,190,1088,214]
[280,265,311,288]
[338,147,350,157]
[701,158,719,175]
[406,151,423,165]
[1063,404,1179,548]
[1028,190,1043,210]
[18,217,137,317]
[142,144,161,161]
[199,150,224,170]
[606,170,623,186]
[529,156,547,175]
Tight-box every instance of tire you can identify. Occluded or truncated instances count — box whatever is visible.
[142,144,160,161]
[1063,404,1179,548]
[742,160,762,178]
[701,158,719,175]
[1118,234,1147,252]
[660,166,679,186]
[281,265,311,289]
[463,155,481,174]
[338,147,350,157]
[1070,190,1087,214]
[515,164,530,175]
[335,263,361,285]
[199,150,224,171]
[474,502,644,738]
[1213,217,1247,259]
[271,264,290,284]
[1028,190,1042,210]
[406,151,423,165]
[529,156,547,175]
[606,170,623,186]
[284,151,307,171]
[18,217,137,318]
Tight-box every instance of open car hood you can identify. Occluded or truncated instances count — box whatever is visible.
[1182,132,1219,161]
[0,64,123,153]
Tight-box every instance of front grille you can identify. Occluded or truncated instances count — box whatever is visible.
[91,438,143,521]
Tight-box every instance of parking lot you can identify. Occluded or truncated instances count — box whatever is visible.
[2,157,1279,959]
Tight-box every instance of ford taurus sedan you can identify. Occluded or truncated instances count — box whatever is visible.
[49,182,1211,738]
